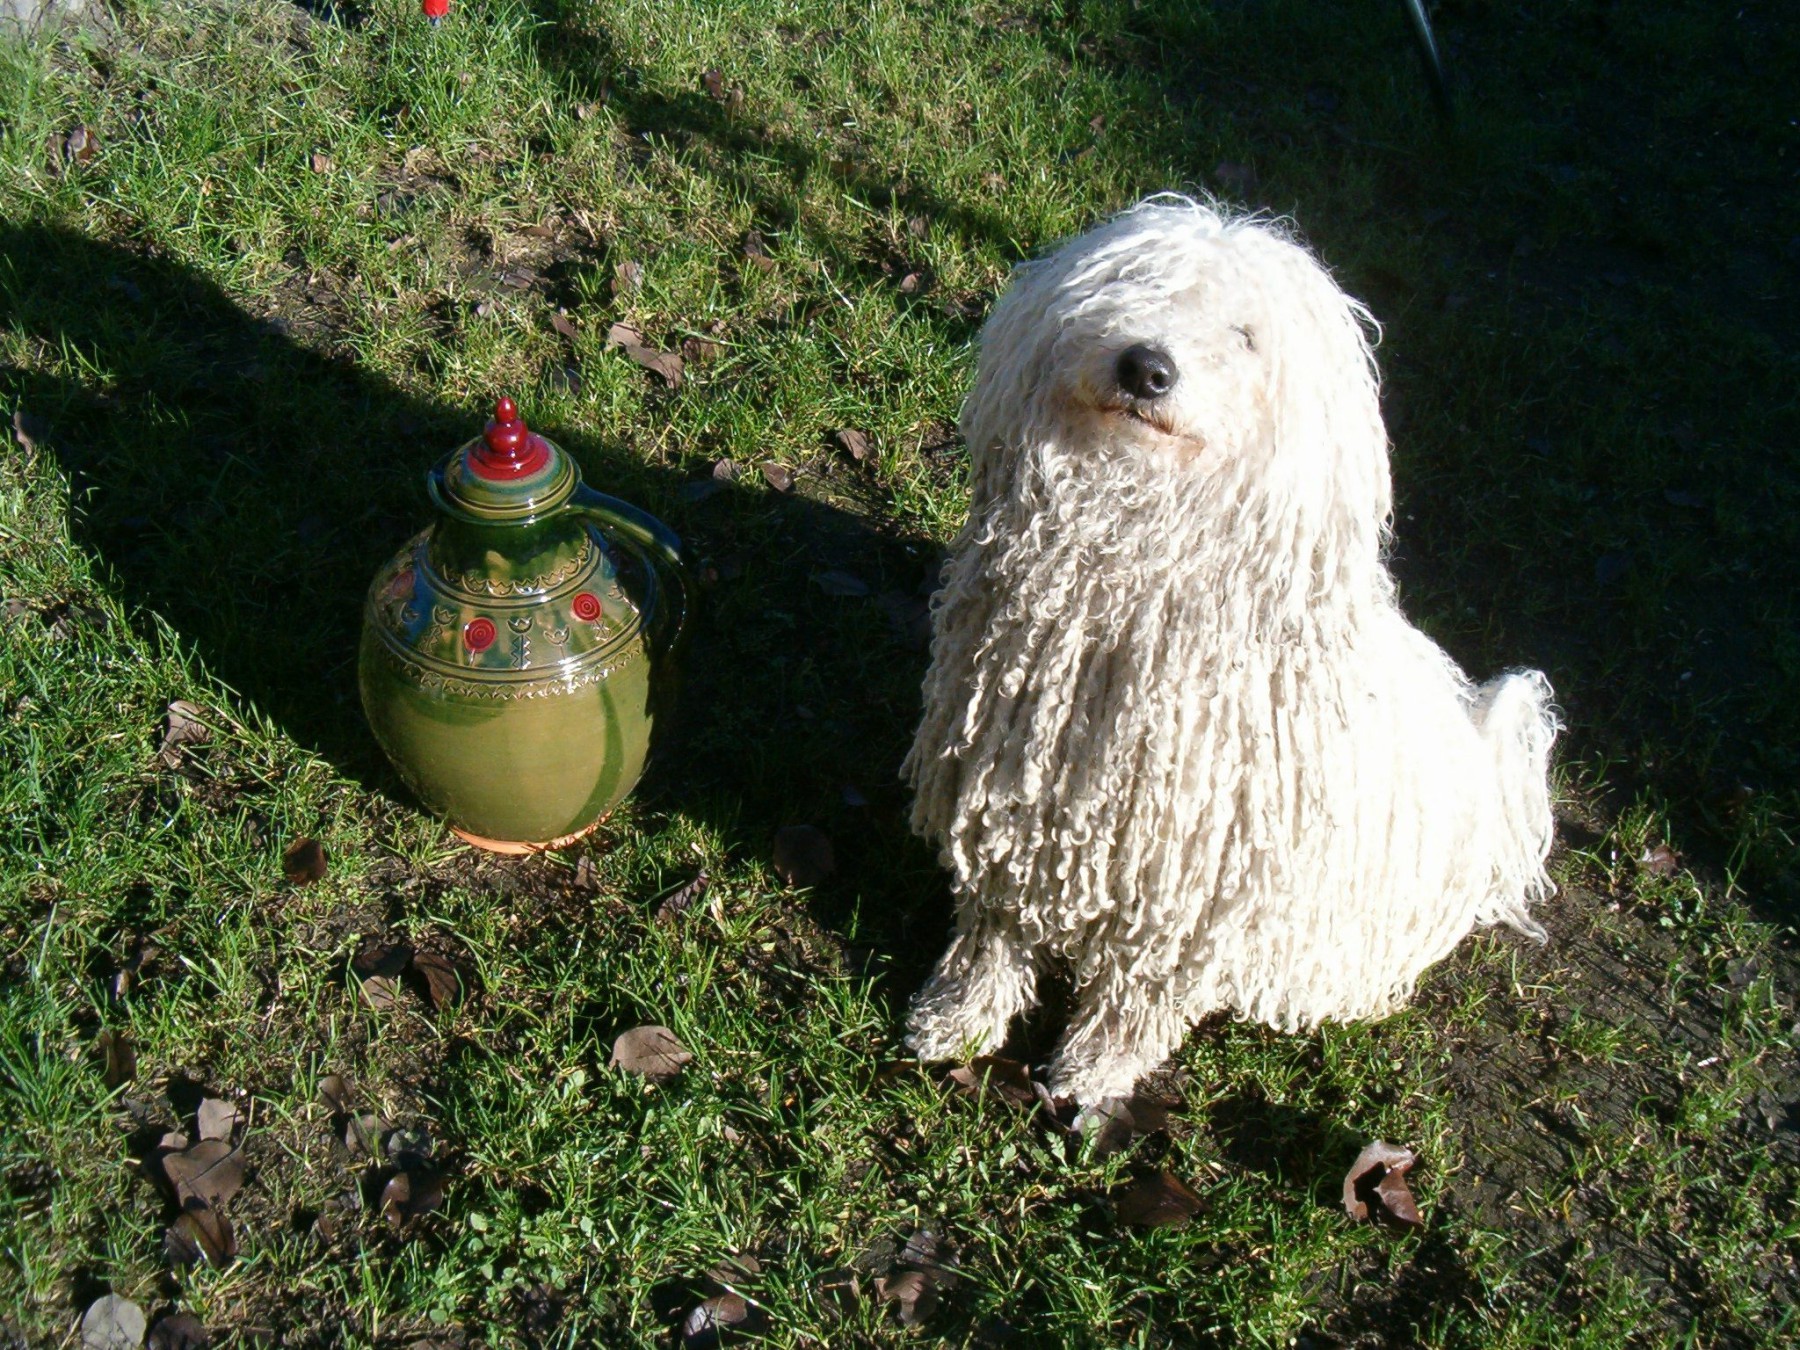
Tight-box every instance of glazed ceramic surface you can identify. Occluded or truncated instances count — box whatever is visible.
[359,399,687,849]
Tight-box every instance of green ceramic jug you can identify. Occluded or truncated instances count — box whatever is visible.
[359,397,689,852]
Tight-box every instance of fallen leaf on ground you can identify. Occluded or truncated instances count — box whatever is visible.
[162,1140,245,1209]
[95,1028,135,1089]
[381,1169,446,1228]
[282,837,328,885]
[309,150,335,174]
[612,260,643,295]
[656,872,710,924]
[758,462,794,492]
[680,1292,756,1348]
[196,1097,239,1142]
[549,310,579,341]
[410,950,465,1008]
[158,700,210,766]
[875,1270,938,1326]
[81,1294,145,1350]
[12,407,42,452]
[605,322,684,388]
[610,1025,693,1083]
[1114,1171,1203,1228]
[741,230,776,272]
[682,334,721,363]
[772,825,835,887]
[317,1074,352,1115]
[147,1311,210,1350]
[1637,842,1680,876]
[813,569,870,598]
[947,1056,1036,1107]
[58,125,100,168]
[833,428,872,462]
[166,1202,237,1268]
[1342,1140,1423,1227]
[358,975,400,1011]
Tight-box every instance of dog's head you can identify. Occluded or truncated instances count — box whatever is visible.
[962,198,1392,563]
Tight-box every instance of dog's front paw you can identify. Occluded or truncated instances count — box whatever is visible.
[1044,1050,1151,1107]
[905,986,1010,1062]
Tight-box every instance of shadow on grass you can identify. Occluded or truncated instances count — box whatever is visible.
[0,221,955,988]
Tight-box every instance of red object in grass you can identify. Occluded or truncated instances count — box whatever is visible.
[422,0,449,18]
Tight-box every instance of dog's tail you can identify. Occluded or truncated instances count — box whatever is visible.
[1470,669,1559,941]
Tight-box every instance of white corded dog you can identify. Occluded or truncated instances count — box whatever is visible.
[903,198,1558,1105]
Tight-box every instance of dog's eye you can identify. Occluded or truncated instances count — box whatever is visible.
[1231,324,1257,352]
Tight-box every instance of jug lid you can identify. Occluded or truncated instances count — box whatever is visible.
[434,397,578,522]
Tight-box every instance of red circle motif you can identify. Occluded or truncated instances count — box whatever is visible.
[463,617,497,652]
[571,592,602,623]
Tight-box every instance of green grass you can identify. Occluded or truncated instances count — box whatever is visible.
[3,0,1798,1345]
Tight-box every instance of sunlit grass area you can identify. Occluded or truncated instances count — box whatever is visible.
[2,0,1796,1345]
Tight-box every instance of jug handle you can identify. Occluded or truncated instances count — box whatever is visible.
[565,484,691,654]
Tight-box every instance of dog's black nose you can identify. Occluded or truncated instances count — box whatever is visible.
[1115,344,1177,401]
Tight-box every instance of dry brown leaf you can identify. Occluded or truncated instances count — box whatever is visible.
[317,1074,352,1115]
[700,68,729,100]
[158,700,210,766]
[681,334,721,363]
[380,1169,445,1228]
[166,1202,237,1268]
[759,462,794,493]
[605,322,684,388]
[1342,1140,1423,1227]
[907,214,929,239]
[62,125,100,167]
[1114,1171,1203,1228]
[946,1055,1036,1106]
[309,150,335,174]
[610,1025,693,1083]
[282,837,327,886]
[162,1140,246,1209]
[549,310,579,341]
[833,428,872,462]
[656,872,710,924]
[741,230,777,272]
[410,950,465,1008]
[81,1294,145,1349]
[1638,842,1680,876]
[772,825,835,887]
[94,1028,135,1090]
[12,407,42,453]
[196,1097,239,1142]
[898,271,923,294]
[875,1270,938,1326]
[612,260,643,296]
[680,1292,755,1347]
[358,975,400,1011]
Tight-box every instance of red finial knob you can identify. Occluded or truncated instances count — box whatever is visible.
[468,395,552,481]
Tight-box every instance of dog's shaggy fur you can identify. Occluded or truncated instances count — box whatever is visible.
[903,199,1558,1105]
